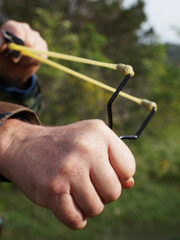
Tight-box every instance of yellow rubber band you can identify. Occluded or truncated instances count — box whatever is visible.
[7,42,156,111]
[8,42,135,76]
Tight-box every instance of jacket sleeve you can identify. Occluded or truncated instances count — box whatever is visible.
[0,102,41,182]
[0,74,42,182]
[0,101,41,126]
[0,74,42,113]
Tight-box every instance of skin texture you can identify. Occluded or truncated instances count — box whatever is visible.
[0,20,136,230]
[0,119,135,230]
[0,20,48,88]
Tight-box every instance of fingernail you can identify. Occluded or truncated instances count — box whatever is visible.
[130,177,134,182]
[131,177,135,185]
[121,177,135,189]
[128,177,134,187]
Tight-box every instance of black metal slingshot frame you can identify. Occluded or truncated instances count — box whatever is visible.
[107,74,156,139]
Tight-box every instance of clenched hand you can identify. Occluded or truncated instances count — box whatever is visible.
[0,118,135,229]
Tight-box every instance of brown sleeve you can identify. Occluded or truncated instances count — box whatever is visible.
[0,101,41,182]
[0,101,41,126]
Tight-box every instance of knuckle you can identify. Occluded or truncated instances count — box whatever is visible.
[118,146,136,181]
[62,159,78,174]
[131,157,136,175]
[61,158,84,179]
[42,39,48,50]
[68,216,86,230]
[48,179,61,195]
[51,194,86,230]
[60,205,86,230]
[83,119,106,133]
[124,157,136,180]
[3,19,14,27]
[4,19,17,26]
[87,203,104,217]
[103,186,121,204]
[48,178,68,196]
[129,165,136,179]
[91,119,106,131]
[23,22,31,29]
[34,30,40,37]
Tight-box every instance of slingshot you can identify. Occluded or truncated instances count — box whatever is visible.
[2,30,157,139]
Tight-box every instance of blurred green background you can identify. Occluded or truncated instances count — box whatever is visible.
[0,0,180,239]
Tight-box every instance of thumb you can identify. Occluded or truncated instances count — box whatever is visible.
[121,177,135,189]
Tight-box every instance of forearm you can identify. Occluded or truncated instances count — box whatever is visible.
[0,101,40,181]
[0,118,40,183]
[0,118,23,179]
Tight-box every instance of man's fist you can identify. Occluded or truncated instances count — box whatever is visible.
[0,118,135,229]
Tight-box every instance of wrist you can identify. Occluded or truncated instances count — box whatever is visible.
[0,55,40,89]
[0,75,42,113]
[0,74,37,95]
[0,118,33,181]
[0,63,29,89]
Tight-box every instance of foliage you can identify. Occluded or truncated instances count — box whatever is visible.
[0,0,179,239]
